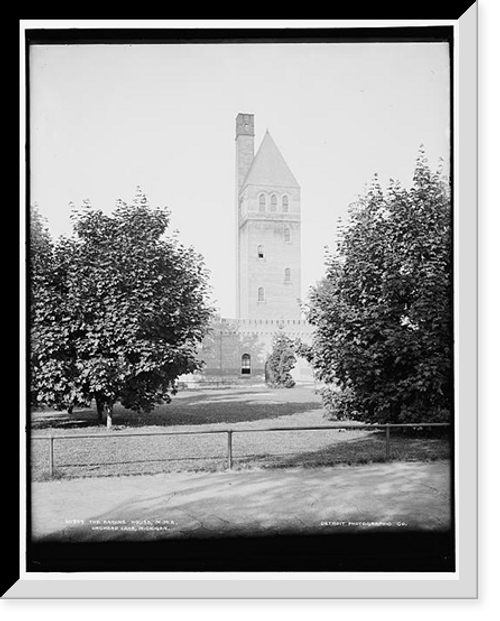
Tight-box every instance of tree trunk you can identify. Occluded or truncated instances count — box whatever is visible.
[96,396,114,428]
[96,397,104,424]
[105,403,113,430]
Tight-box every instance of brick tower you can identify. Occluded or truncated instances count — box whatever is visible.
[235,113,302,320]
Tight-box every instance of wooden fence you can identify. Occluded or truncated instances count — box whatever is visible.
[32,422,451,478]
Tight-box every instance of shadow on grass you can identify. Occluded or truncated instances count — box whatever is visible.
[235,431,451,470]
[31,388,324,431]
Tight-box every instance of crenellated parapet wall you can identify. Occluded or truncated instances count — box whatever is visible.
[213,317,313,337]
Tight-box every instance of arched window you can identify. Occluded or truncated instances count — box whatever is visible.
[241,353,251,375]
[257,244,264,259]
[270,194,277,212]
[285,268,291,283]
[259,194,266,212]
[284,227,291,243]
[258,287,265,302]
[282,195,289,212]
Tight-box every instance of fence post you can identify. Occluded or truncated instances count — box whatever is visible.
[227,430,233,470]
[48,436,54,478]
[385,425,390,461]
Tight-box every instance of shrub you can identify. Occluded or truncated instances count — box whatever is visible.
[265,330,296,389]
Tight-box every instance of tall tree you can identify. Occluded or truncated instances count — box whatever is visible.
[30,204,58,409]
[305,150,452,423]
[30,191,214,427]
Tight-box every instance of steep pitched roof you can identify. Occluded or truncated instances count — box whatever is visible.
[243,130,299,189]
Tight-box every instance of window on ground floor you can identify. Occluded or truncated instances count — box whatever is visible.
[241,353,251,375]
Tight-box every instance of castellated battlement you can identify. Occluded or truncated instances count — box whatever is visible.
[220,318,310,327]
[209,318,314,340]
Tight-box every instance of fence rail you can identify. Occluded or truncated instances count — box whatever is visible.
[32,422,451,478]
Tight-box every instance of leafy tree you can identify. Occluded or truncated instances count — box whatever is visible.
[305,149,452,423]
[30,204,55,409]
[30,204,53,280]
[30,190,214,427]
[265,330,296,388]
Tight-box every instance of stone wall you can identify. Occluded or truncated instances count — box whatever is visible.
[180,318,314,387]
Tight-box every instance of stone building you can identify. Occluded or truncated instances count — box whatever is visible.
[184,113,314,386]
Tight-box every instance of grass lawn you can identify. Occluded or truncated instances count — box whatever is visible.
[31,385,324,430]
[30,385,451,480]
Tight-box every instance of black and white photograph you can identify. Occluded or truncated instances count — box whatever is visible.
[13,11,479,599]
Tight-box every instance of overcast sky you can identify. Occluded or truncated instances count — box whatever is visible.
[29,41,450,317]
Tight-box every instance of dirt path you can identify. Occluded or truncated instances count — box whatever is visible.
[31,460,451,541]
